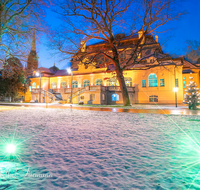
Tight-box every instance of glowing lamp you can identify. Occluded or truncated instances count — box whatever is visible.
[173,87,178,92]
[67,68,71,74]
[6,144,16,154]
[36,72,40,77]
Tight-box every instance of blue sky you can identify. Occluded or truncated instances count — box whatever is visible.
[37,0,200,69]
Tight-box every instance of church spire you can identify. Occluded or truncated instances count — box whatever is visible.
[31,28,36,52]
[27,28,38,76]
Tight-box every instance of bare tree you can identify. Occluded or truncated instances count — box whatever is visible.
[185,40,200,64]
[0,0,50,67]
[50,0,185,106]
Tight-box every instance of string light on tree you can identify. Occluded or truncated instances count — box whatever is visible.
[183,76,200,110]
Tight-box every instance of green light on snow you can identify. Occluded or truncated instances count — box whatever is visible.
[6,144,16,154]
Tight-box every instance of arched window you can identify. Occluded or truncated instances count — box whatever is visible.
[52,82,57,89]
[109,78,117,86]
[148,73,157,87]
[32,82,36,88]
[83,79,89,87]
[125,77,132,87]
[112,93,119,101]
[61,81,67,88]
[149,95,158,102]
[72,81,77,88]
[95,79,102,86]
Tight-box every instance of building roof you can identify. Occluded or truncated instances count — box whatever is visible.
[182,59,198,69]
[37,67,52,74]
[53,70,69,76]
[87,34,152,47]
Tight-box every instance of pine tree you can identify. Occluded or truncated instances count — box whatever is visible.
[183,76,200,110]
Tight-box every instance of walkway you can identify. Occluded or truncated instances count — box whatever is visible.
[0,103,200,115]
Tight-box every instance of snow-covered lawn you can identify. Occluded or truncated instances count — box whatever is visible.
[0,108,200,189]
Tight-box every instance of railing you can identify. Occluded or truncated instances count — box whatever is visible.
[36,86,135,101]
[107,86,134,92]
[32,89,55,101]
[107,86,121,91]
[64,88,80,94]
[31,88,41,93]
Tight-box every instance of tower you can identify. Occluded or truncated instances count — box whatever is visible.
[27,29,38,76]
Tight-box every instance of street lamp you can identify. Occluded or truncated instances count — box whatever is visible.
[67,68,73,104]
[173,87,178,107]
[36,72,41,103]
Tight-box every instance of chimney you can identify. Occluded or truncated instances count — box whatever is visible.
[138,29,145,44]
[80,41,86,52]
[155,35,158,43]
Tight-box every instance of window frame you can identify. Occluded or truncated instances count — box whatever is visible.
[72,81,77,88]
[149,95,158,102]
[95,79,103,86]
[160,79,165,87]
[83,79,90,87]
[142,80,146,87]
[112,93,119,101]
[148,73,157,87]
[51,82,57,89]
[175,78,179,87]
[32,82,36,89]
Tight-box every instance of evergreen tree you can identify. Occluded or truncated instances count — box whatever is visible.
[183,76,200,110]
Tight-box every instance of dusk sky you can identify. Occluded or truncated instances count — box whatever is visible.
[37,0,200,70]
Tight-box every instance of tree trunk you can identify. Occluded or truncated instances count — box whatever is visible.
[111,46,131,106]
[113,59,131,106]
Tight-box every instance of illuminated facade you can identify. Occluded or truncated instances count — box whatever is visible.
[25,32,200,105]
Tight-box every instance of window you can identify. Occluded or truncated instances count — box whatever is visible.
[149,95,158,102]
[102,94,105,100]
[183,81,186,88]
[112,94,119,101]
[72,81,77,88]
[125,77,132,87]
[148,73,157,87]
[142,80,146,87]
[95,79,102,86]
[29,86,31,92]
[183,77,185,80]
[83,79,89,87]
[150,59,155,63]
[109,78,117,86]
[32,82,36,88]
[160,79,165,87]
[37,85,39,88]
[175,79,178,87]
[90,94,95,101]
[51,82,57,89]
[96,55,104,65]
[120,51,126,61]
[61,82,67,88]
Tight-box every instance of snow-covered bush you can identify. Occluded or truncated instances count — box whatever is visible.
[183,76,200,110]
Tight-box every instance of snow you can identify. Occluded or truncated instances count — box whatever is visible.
[0,108,200,189]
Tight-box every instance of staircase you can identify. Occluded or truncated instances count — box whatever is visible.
[48,89,63,101]
[67,88,86,101]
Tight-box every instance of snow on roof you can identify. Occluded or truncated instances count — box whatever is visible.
[182,69,194,73]
[53,70,69,76]
[182,60,198,69]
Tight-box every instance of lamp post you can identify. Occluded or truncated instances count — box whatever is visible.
[173,87,178,107]
[67,68,73,104]
[36,72,41,103]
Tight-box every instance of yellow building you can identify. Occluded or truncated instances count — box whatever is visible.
[25,33,200,105]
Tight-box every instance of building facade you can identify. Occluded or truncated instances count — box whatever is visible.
[25,32,200,105]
